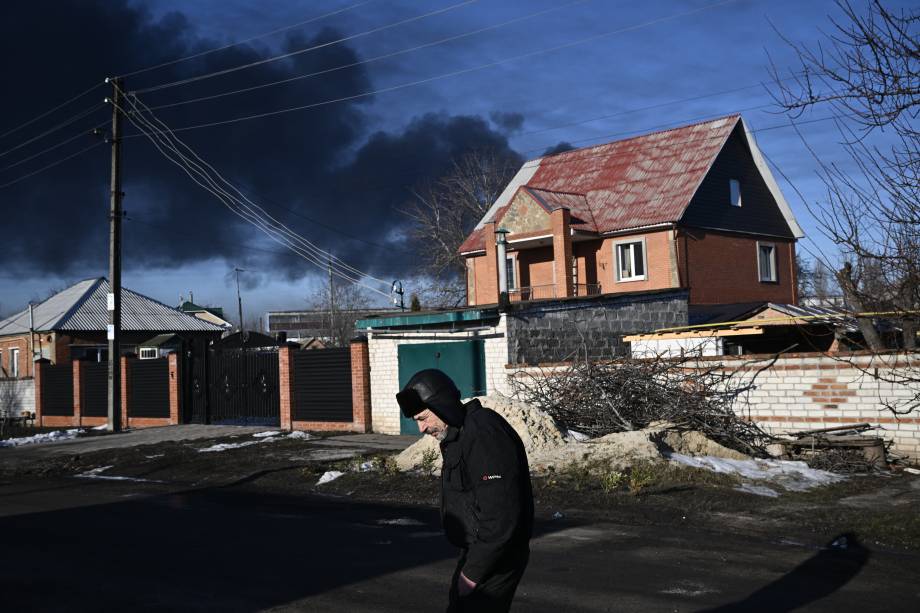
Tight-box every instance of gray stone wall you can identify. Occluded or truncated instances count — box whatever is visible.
[505,290,689,364]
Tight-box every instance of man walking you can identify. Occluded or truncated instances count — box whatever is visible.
[397,369,533,612]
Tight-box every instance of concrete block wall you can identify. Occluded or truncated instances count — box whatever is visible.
[367,316,510,435]
[505,290,689,364]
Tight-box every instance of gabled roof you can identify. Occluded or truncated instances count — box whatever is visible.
[0,278,226,336]
[460,115,803,253]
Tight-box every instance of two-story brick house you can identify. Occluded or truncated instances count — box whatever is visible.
[459,114,804,307]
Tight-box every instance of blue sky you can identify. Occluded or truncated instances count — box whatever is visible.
[0,0,908,323]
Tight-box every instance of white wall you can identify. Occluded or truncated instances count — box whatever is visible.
[367,315,510,434]
[630,337,723,358]
[0,378,35,417]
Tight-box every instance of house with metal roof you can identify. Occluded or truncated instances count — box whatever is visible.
[460,114,804,307]
[0,278,224,379]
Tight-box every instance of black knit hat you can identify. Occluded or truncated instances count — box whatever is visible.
[396,369,466,427]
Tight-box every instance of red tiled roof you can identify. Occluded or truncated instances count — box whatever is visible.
[460,115,741,253]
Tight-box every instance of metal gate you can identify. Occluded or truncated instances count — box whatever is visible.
[129,358,170,418]
[41,364,73,416]
[81,362,108,418]
[397,340,485,435]
[207,350,280,426]
[292,348,352,422]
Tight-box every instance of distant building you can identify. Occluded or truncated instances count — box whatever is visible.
[266,308,401,343]
[178,300,233,331]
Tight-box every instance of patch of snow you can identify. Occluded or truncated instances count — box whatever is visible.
[668,453,844,491]
[376,518,425,526]
[145,454,165,459]
[566,430,590,442]
[0,428,84,448]
[358,461,374,472]
[253,431,282,438]
[92,424,108,431]
[904,467,920,475]
[287,431,312,440]
[736,483,780,498]
[317,470,344,485]
[198,440,266,453]
[75,466,163,483]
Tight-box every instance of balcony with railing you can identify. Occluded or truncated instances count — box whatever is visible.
[507,283,602,303]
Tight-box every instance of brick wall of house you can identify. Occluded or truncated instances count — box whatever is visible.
[598,230,678,294]
[0,335,30,378]
[367,316,511,435]
[505,352,920,460]
[516,245,555,296]
[681,229,796,304]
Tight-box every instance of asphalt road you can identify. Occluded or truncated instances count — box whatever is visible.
[1,476,918,612]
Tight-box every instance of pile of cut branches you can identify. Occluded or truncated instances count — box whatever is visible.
[510,351,775,457]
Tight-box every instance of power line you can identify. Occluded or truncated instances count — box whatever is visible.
[0,81,103,141]
[0,103,105,160]
[134,0,480,94]
[122,0,744,137]
[0,119,109,174]
[145,0,592,112]
[0,141,104,189]
[119,0,376,79]
[114,87,394,297]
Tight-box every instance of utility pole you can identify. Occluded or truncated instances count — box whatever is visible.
[105,77,124,433]
[328,258,336,346]
[235,268,245,336]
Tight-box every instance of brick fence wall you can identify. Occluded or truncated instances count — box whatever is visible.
[505,351,920,460]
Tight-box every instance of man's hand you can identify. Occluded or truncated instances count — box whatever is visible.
[457,571,477,596]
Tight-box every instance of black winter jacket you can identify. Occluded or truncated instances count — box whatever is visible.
[439,399,534,583]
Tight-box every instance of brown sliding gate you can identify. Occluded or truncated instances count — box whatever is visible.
[129,358,170,418]
[81,362,108,418]
[40,365,73,417]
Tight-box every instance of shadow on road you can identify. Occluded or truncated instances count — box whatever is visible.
[696,532,870,613]
[0,482,562,612]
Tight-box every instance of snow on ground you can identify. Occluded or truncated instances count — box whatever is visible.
[76,466,164,483]
[668,453,845,492]
[0,428,84,448]
[317,470,344,485]
[92,424,108,431]
[377,518,425,526]
[198,431,313,452]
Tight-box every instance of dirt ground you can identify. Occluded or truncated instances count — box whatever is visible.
[3,429,919,553]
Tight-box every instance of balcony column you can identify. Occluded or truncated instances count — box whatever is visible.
[482,221,500,305]
[551,207,573,299]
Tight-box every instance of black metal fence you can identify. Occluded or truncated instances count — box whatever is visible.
[41,365,73,416]
[129,358,170,418]
[292,348,353,422]
[208,350,280,426]
[81,362,108,418]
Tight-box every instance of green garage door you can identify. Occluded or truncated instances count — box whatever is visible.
[397,340,486,435]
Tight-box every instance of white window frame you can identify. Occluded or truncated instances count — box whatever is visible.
[757,241,777,283]
[505,252,518,291]
[614,237,648,282]
[139,347,158,360]
[9,348,19,377]
[729,179,742,207]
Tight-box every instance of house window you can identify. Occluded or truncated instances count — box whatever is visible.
[729,179,742,207]
[757,242,777,282]
[139,347,158,360]
[10,348,19,377]
[505,254,518,290]
[615,239,646,282]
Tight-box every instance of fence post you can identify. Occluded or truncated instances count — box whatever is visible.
[33,358,49,427]
[121,354,133,429]
[168,353,180,425]
[72,359,83,427]
[279,344,294,431]
[350,338,371,433]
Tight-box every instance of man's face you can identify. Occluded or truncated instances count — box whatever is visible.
[414,409,448,441]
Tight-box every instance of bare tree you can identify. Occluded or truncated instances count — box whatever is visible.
[306,280,371,347]
[771,0,919,349]
[401,150,520,306]
[771,0,920,413]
